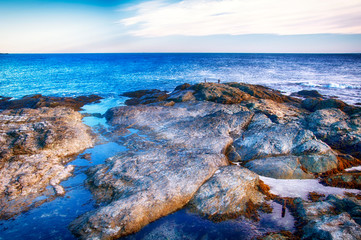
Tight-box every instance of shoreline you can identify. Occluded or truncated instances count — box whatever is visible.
[1,82,361,239]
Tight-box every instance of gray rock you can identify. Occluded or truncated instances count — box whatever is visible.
[233,119,338,176]
[188,166,265,218]
[245,156,313,179]
[307,108,361,158]
[70,101,254,239]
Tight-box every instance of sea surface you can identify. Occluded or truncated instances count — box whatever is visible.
[0,53,361,240]
[1,53,361,104]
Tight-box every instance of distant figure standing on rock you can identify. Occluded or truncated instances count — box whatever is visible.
[218,79,220,83]
[204,78,207,83]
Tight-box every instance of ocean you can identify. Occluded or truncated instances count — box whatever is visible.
[1,53,360,104]
[0,53,361,240]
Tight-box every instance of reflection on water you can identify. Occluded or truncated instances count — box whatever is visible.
[124,204,294,240]
[0,100,125,240]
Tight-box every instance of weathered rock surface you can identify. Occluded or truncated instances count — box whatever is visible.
[188,166,265,219]
[0,107,95,219]
[295,194,361,239]
[0,94,102,111]
[302,213,361,240]
[123,82,300,106]
[69,101,262,239]
[69,82,360,239]
[233,119,338,176]
[307,108,361,158]
[244,156,314,179]
[302,97,360,116]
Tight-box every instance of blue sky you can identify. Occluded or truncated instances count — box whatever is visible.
[1,0,361,53]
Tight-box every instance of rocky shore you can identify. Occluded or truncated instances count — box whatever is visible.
[68,82,360,239]
[1,83,360,239]
[0,95,100,219]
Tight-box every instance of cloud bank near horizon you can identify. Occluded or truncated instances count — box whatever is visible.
[120,0,361,37]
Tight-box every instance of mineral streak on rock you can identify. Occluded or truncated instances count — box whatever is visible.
[0,106,96,219]
[69,82,361,239]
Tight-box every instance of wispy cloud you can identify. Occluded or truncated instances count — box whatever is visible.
[119,0,361,37]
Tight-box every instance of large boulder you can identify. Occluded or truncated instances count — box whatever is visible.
[188,166,265,219]
[294,90,323,99]
[0,107,95,219]
[307,108,361,158]
[233,120,338,176]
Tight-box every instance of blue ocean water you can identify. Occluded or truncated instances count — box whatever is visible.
[1,53,360,104]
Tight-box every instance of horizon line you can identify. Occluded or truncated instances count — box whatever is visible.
[2,52,361,54]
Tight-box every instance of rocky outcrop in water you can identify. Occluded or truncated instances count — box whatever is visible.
[69,101,264,239]
[0,94,102,111]
[0,104,96,219]
[69,82,361,239]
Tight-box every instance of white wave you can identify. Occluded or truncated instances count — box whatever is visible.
[324,83,361,89]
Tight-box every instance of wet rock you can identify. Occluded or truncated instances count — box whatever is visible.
[68,82,359,238]
[294,90,323,99]
[188,166,265,220]
[260,231,295,240]
[0,94,102,111]
[123,89,169,106]
[80,153,92,161]
[70,101,253,239]
[0,107,95,219]
[0,96,12,103]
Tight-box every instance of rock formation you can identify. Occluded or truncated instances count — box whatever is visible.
[0,94,102,111]
[70,82,360,239]
[0,101,96,219]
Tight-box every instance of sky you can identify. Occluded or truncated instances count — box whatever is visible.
[1,0,361,53]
